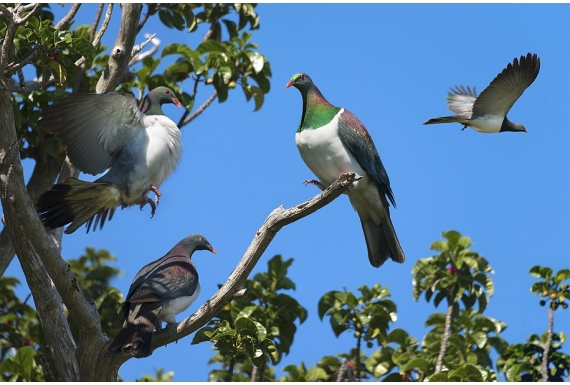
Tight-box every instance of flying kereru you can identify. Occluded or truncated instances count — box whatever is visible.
[106,234,216,358]
[423,53,540,133]
[35,86,184,234]
[287,73,405,268]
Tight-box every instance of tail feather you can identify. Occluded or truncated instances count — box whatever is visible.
[360,217,405,268]
[423,115,463,125]
[35,177,118,234]
[106,302,161,359]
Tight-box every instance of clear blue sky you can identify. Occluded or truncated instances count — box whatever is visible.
[4,3,569,381]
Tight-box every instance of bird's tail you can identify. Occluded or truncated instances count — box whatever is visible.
[360,216,405,268]
[423,115,462,125]
[35,177,118,234]
[106,303,160,359]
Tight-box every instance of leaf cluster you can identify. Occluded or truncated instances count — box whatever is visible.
[529,266,570,310]
[412,230,494,312]
[497,332,570,381]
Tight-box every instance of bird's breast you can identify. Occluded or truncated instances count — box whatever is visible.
[144,116,183,184]
[295,111,366,186]
[469,114,505,133]
[158,283,201,325]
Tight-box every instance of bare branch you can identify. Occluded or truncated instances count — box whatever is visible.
[5,49,40,75]
[54,3,81,30]
[92,3,113,49]
[137,4,154,33]
[147,173,361,357]
[179,91,217,128]
[96,4,142,93]
[129,33,159,66]
[0,9,18,72]
[0,149,64,276]
[89,3,104,43]
[18,4,39,13]
[14,3,41,24]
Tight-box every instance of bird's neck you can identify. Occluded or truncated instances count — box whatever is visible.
[297,88,341,133]
[139,95,165,116]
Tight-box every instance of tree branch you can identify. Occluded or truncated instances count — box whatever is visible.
[542,305,553,381]
[0,80,82,381]
[54,3,81,31]
[128,33,159,66]
[179,91,217,128]
[95,4,141,93]
[92,3,113,49]
[105,172,361,364]
[89,3,104,42]
[435,303,453,373]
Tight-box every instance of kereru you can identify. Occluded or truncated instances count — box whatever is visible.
[106,234,216,358]
[35,86,183,234]
[287,73,405,268]
[423,53,540,133]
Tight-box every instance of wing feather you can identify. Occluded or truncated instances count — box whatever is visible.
[39,92,146,175]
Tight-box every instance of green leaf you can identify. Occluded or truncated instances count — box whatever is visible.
[262,339,279,365]
[234,317,258,337]
[13,346,35,381]
[318,291,339,319]
[191,326,215,344]
[400,357,431,373]
[448,364,484,381]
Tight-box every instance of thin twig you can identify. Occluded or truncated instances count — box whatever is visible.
[129,33,159,66]
[179,91,217,128]
[54,3,81,30]
[89,3,104,43]
[92,3,113,48]
[137,4,154,33]
[14,3,41,24]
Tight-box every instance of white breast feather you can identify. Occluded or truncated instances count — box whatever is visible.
[295,109,365,186]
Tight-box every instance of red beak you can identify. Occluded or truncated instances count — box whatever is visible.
[209,245,217,254]
[286,80,294,88]
[173,98,182,108]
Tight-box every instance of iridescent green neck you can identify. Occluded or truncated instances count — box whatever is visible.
[297,88,341,133]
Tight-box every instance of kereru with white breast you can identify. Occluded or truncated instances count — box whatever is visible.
[423,53,540,133]
[35,86,183,234]
[106,234,216,358]
[287,73,405,268]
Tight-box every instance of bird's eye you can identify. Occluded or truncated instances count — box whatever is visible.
[165,89,170,94]
[200,236,205,242]
[300,75,305,81]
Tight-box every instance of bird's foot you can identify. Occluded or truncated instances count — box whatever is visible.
[149,184,162,205]
[461,124,468,131]
[140,196,157,218]
[304,179,326,191]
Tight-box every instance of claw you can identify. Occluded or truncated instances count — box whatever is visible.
[150,184,162,205]
[140,196,157,218]
[304,179,326,191]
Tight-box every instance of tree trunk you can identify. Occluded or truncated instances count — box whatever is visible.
[225,358,235,382]
[435,303,453,373]
[541,305,553,381]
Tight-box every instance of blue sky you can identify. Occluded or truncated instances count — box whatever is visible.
[3,3,569,381]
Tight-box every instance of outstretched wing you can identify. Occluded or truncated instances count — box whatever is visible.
[40,92,146,175]
[446,85,477,117]
[473,53,540,117]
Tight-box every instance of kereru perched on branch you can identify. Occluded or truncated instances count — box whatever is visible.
[423,53,540,133]
[287,73,405,268]
[106,234,216,358]
[35,86,183,234]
